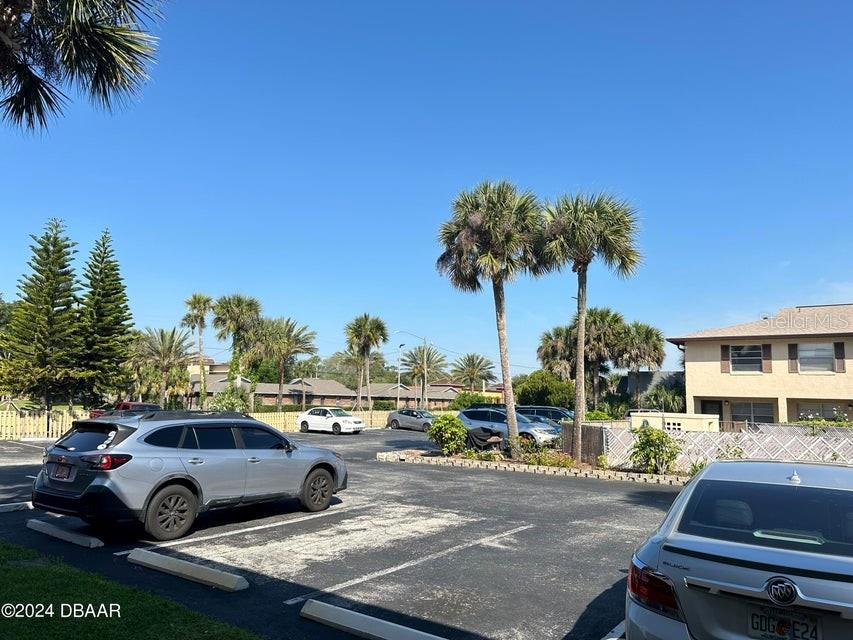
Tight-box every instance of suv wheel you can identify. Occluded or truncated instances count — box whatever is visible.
[332,423,341,435]
[390,419,399,429]
[300,421,309,433]
[301,468,333,512]
[145,485,197,541]
[422,423,430,431]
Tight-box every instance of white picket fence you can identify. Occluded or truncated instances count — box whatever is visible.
[605,426,853,472]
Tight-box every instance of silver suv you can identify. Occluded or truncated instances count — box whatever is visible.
[32,411,348,541]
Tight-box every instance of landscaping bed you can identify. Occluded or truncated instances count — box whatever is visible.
[376,449,688,486]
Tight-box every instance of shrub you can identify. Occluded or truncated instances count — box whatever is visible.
[515,370,574,408]
[585,409,612,421]
[521,448,575,468]
[449,391,487,410]
[210,386,249,412]
[717,443,746,460]
[462,448,501,461]
[371,400,396,410]
[595,453,609,469]
[252,403,304,413]
[629,426,680,474]
[426,414,468,456]
[688,459,707,477]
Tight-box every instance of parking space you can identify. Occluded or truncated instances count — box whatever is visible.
[0,429,678,639]
[0,439,46,503]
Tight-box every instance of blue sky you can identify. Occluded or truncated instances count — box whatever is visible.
[3,1,853,373]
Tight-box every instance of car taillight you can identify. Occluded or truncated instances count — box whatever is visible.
[81,454,132,470]
[628,557,683,620]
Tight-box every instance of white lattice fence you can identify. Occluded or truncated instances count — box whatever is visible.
[605,427,853,472]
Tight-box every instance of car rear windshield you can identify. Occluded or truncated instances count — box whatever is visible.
[678,479,853,557]
[55,422,135,452]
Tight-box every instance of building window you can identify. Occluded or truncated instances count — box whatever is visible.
[731,401,774,424]
[798,343,834,372]
[797,402,849,421]
[730,345,763,372]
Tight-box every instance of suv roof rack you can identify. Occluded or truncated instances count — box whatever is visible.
[139,410,254,421]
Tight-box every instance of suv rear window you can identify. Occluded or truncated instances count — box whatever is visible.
[56,422,134,452]
[679,479,853,557]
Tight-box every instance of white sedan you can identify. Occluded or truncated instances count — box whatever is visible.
[297,407,364,435]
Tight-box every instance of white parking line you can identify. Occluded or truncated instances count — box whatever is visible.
[113,504,369,556]
[9,441,45,449]
[25,475,37,479]
[284,524,535,606]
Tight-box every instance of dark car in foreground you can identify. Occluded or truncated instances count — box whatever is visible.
[627,460,853,639]
[33,411,348,540]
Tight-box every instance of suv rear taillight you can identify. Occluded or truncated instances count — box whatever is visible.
[81,454,132,470]
[628,557,683,620]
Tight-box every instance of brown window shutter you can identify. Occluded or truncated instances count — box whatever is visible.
[720,345,730,373]
[761,344,772,373]
[788,344,798,373]
[834,342,847,373]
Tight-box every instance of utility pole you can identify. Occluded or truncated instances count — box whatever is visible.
[422,336,428,410]
[396,343,405,409]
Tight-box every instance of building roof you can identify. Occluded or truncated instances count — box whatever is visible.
[189,376,356,397]
[366,383,459,401]
[668,304,853,345]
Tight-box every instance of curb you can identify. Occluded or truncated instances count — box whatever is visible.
[300,599,448,639]
[376,451,688,486]
[26,518,104,548]
[0,501,33,513]
[127,548,249,592]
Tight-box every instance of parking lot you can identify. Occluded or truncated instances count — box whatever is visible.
[0,430,679,640]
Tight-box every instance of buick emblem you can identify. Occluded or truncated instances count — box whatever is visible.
[766,577,798,606]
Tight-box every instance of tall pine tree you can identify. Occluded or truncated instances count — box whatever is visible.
[0,219,80,410]
[78,230,133,405]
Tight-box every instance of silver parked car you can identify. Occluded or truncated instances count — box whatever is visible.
[627,460,853,639]
[457,408,559,446]
[32,411,348,541]
[387,409,436,432]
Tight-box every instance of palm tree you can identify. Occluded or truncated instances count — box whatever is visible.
[618,321,665,408]
[1,1,157,130]
[181,293,212,409]
[437,180,541,446]
[402,345,447,407]
[344,314,389,409]
[540,193,640,458]
[212,295,261,381]
[537,326,576,381]
[451,353,496,391]
[137,328,192,407]
[244,318,317,411]
[576,307,625,409]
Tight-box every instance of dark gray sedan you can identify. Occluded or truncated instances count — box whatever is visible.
[387,409,436,431]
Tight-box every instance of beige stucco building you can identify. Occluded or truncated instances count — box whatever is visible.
[669,304,853,425]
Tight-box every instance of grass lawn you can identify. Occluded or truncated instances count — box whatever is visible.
[0,541,261,640]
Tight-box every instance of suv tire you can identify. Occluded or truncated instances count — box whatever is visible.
[301,468,333,512]
[390,419,399,429]
[144,484,197,541]
[300,421,309,433]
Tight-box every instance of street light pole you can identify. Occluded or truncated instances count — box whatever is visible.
[422,336,428,410]
[396,343,405,409]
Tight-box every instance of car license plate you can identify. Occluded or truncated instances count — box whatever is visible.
[52,463,71,480]
[748,605,821,640]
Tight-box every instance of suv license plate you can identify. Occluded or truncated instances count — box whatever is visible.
[52,464,71,480]
[748,605,821,640]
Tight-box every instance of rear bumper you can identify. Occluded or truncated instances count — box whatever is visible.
[625,597,691,640]
[32,477,140,521]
